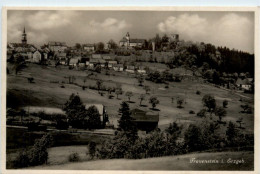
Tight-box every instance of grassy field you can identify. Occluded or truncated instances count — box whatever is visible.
[28,151,254,170]
[7,63,254,133]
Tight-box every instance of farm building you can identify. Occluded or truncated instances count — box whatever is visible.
[108,61,117,68]
[126,65,135,73]
[137,66,146,74]
[236,78,253,91]
[130,108,159,132]
[85,104,109,127]
[113,64,124,72]
[83,44,95,52]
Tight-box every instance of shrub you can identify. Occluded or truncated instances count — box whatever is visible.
[223,100,228,108]
[88,141,97,159]
[197,109,207,117]
[68,152,80,162]
[177,98,184,108]
[189,110,195,114]
[13,133,53,168]
[196,90,201,95]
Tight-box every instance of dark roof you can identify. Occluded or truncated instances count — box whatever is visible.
[130,108,159,122]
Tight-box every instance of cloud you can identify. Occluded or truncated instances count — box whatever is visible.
[88,18,130,33]
[157,13,254,53]
[26,11,75,30]
[7,11,26,42]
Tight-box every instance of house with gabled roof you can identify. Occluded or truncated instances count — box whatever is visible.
[130,108,159,132]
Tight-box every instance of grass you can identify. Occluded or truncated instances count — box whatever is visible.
[7,63,254,133]
[28,151,254,170]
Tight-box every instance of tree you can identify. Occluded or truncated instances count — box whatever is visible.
[96,42,105,52]
[197,109,207,117]
[125,91,133,102]
[226,121,238,145]
[88,141,97,159]
[75,43,81,50]
[86,105,101,129]
[63,93,86,128]
[177,98,184,108]
[144,85,151,94]
[118,102,138,142]
[139,94,145,106]
[149,96,159,109]
[115,88,123,99]
[137,74,144,86]
[214,106,227,122]
[13,55,27,75]
[184,124,203,152]
[223,100,228,108]
[165,122,182,146]
[107,39,118,50]
[202,94,216,116]
[96,80,103,91]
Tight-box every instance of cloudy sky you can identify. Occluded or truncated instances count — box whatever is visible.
[7,10,254,53]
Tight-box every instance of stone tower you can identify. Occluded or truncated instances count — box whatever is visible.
[21,27,27,45]
[126,32,130,47]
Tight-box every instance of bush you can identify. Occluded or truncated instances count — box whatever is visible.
[189,110,195,114]
[197,109,207,117]
[13,133,53,168]
[68,152,80,162]
[196,90,201,95]
[88,141,97,159]
[223,100,228,108]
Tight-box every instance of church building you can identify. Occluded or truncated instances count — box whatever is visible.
[119,32,146,49]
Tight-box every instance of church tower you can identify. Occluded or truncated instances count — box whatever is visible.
[126,32,130,47]
[21,27,27,45]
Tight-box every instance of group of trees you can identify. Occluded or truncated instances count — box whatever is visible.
[147,70,181,83]
[197,94,227,123]
[95,101,253,160]
[63,93,102,129]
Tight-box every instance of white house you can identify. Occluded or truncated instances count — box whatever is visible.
[108,61,117,68]
[83,44,95,52]
[113,64,124,72]
[32,50,42,63]
[126,65,135,73]
[137,66,146,74]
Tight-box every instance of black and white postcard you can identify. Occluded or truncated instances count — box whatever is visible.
[1,6,259,174]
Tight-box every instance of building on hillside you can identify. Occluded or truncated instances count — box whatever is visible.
[85,104,109,128]
[56,52,67,60]
[119,32,146,49]
[130,108,159,132]
[108,60,117,68]
[83,44,95,52]
[126,65,135,73]
[92,54,102,59]
[32,50,42,63]
[137,66,146,74]
[236,78,253,91]
[48,41,67,53]
[113,64,124,72]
